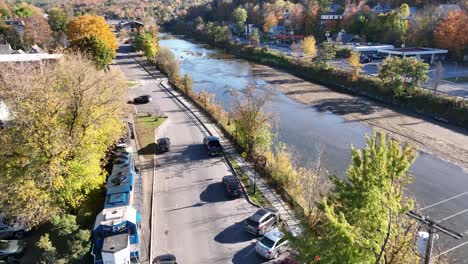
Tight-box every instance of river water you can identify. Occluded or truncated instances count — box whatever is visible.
[159,34,468,257]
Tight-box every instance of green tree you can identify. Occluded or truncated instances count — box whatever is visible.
[290,133,418,264]
[232,7,247,34]
[48,8,69,32]
[183,73,192,95]
[134,31,159,59]
[317,42,338,67]
[250,28,260,46]
[0,54,127,228]
[378,57,429,96]
[14,5,33,18]
[0,25,22,50]
[70,35,114,69]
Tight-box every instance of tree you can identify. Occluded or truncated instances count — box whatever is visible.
[232,7,247,34]
[317,42,338,67]
[70,36,115,69]
[250,28,260,46]
[134,31,159,59]
[13,5,34,18]
[434,10,468,60]
[230,85,273,158]
[0,54,127,228]
[290,133,418,264]
[0,25,22,50]
[183,73,192,95]
[378,57,429,96]
[348,51,363,81]
[67,15,118,51]
[48,8,69,32]
[302,35,317,61]
[23,15,53,50]
[263,13,278,33]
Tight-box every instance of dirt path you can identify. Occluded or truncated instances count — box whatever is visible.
[252,64,468,171]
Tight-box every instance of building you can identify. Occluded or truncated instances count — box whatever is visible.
[117,20,144,33]
[269,25,287,36]
[378,47,448,63]
[331,32,360,44]
[345,43,395,54]
[5,20,25,36]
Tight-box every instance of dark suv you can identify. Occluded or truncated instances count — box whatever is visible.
[222,175,242,198]
[244,208,279,236]
[203,136,223,156]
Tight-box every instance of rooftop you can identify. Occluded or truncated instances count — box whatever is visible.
[102,233,129,253]
[0,53,62,63]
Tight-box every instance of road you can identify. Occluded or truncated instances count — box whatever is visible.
[116,45,276,264]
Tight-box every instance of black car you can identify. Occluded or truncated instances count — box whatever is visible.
[203,136,223,156]
[368,53,384,60]
[157,137,171,153]
[359,55,372,63]
[222,175,242,198]
[133,95,152,104]
[153,254,177,264]
[244,208,279,236]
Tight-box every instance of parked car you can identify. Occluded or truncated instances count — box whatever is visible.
[368,53,384,60]
[133,95,152,104]
[222,175,242,198]
[203,136,223,156]
[153,254,177,264]
[244,208,279,236]
[255,229,289,259]
[360,54,372,63]
[0,240,25,259]
[157,137,171,153]
[0,224,26,240]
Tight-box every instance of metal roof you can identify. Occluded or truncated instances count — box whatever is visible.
[0,53,62,63]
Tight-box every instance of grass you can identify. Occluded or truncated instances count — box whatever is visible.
[127,80,139,87]
[445,76,468,83]
[227,155,272,208]
[134,113,168,159]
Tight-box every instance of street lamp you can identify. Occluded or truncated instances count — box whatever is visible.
[401,43,406,58]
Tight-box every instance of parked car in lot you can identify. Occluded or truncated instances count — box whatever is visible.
[244,208,279,236]
[133,95,152,104]
[0,240,25,259]
[203,136,223,156]
[360,54,372,63]
[153,254,177,264]
[368,53,384,60]
[157,137,171,153]
[255,229,289,259]
[222,175,242,198]
[0,224,26,240]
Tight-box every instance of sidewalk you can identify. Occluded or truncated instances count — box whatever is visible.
[132,53,301,233]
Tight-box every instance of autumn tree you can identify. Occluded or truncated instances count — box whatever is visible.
[348,51,363,81]
[379,57,429,96]
[67,15,118,52]
[290,133,419,264]
[0,25,22,50]
[134,31,160,59]
[183,73,192,95]
[263,13,278,33]
[23,15,53,50]
[0,54,127,228]
[302,35,317,61]
[70,36,115,69]
[232,7,247,34]
[434,10,468,60]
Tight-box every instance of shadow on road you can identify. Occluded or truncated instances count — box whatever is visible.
[138,143,156,156]
[199,182,226,203]
[232,242,269,264]
[214,221,253,244]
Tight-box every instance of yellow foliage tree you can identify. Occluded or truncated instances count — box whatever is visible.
[433,10,468,60]
[302,35,317,60]
[263,13,278,33]
[67,15,117,51]
[348,51,363,81]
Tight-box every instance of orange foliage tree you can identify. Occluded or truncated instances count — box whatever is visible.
[67,15,117,51]
[263,13,278,33]
[433,11,468,60]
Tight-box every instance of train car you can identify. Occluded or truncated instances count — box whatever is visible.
[92,206,141,264]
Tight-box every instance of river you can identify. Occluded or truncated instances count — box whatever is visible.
[159,34,468,261]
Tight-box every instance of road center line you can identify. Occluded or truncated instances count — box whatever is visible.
[420,191,468,210]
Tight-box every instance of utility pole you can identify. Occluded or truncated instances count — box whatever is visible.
[407,211,463,264]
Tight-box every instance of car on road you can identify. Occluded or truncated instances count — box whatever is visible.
[157,137,171,153]
[244,208,279,236]
[360,54,372,63]
[255,229,289,259]
[153,254,177,264]
[133,95,152,104]
[203,136,223,156]
[222,175,242,198]
[0,240,25,259]
[0,224,26,240]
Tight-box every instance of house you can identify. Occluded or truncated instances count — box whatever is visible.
[331,31,360,44]
[117,20,144,33]
[269,25,287,36]
[437,4,462,17]
[5,20,25,36]
[320,4,344,24]
[371,2,393,14]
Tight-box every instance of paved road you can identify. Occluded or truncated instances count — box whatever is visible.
[116,46,277,264]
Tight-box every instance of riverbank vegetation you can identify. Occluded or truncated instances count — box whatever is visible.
[0,54,128,262]
[168,21,468,128]
[137,36,421,262]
